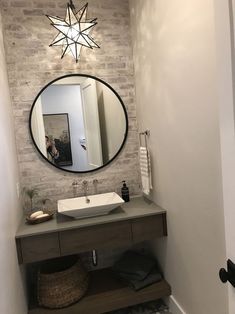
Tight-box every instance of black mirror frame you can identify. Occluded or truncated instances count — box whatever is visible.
[29,73,129,174]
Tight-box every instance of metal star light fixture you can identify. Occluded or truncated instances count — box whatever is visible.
[46,0,99,62]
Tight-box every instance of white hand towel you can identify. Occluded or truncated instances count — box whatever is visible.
[140,147,153,195]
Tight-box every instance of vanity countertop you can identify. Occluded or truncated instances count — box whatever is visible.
[16,196,166,239]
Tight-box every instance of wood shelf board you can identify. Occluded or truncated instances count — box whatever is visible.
[29,269,171,314]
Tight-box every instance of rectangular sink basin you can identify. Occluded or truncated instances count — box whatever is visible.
[57,192,125,219]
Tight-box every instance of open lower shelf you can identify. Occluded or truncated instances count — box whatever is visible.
[29,268,171,314]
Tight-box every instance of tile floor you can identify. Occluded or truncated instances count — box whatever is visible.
[107,300,172,314]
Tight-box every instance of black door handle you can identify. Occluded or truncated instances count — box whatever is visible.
[219,259,235,287]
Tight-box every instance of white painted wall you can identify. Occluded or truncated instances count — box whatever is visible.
[215,0,235,313]
[129,1,228,313]
[96,82,126,161]
[0,13,27,314]
[41,85,89,171]
[102,84,126,159]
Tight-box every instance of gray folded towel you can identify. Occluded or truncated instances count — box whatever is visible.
[112,251,162,291]
[112,251,156,281]
[122,270,162,291]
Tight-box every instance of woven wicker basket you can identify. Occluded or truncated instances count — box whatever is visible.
[37,255,89,309]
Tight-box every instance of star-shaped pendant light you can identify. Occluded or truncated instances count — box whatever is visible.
[46,0,99,62]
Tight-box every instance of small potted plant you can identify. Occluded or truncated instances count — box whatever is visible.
[23,187,39,213]
[41,198,50,212]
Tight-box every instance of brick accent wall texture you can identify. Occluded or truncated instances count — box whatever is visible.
[0,0,141,210]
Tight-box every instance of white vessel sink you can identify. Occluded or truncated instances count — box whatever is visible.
[57,192,124,219]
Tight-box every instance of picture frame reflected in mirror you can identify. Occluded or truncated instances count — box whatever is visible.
[44,114,73,167]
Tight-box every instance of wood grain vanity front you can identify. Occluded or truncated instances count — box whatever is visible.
[132,214,167,243]
[20,233,60,264]
[60,221,132,256]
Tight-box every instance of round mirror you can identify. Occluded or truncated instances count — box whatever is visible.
[29,74,128,173]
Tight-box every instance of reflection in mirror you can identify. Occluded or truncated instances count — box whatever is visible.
[30,75,128,173]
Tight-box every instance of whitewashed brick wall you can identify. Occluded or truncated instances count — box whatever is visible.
[1,0,141,210]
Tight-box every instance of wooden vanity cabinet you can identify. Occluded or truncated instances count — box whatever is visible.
[16,214,167,264]
[15,198,171,314]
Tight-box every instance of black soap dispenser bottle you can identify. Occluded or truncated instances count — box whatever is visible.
[121,181,130,202]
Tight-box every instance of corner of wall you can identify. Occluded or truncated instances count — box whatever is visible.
[166,296,187,314]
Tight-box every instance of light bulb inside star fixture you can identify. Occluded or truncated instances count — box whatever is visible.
[46,0,99,63]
